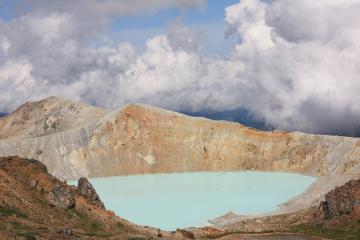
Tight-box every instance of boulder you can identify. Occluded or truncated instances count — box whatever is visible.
[57,228,73,236]
[176,229,195,239]
[47,184,75,209]
[77,177,104,209]
[29,179,37,189]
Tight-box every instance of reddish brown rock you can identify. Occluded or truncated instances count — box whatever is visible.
[176,229,195,239]
[316,178,360,219]
[77,177,104,209]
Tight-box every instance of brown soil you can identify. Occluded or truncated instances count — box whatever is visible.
[0,156,171,239]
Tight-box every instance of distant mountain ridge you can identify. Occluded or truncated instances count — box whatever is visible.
[182,109,272,132]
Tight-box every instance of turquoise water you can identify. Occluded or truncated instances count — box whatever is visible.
[70,171,315,230]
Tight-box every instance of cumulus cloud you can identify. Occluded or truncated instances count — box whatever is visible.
[222,0,360,135]
[1,0,360,136]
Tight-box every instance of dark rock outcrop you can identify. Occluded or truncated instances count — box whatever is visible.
[77,177,104,209]
[57,228,73,236]
[176,229,195,239]
[47,184,75,209]
[316,179,360,219]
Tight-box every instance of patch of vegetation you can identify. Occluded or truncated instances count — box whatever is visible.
[66,209,115,238]
[83,232,113,238]
[11,221,25,230]
[116,221,125,231]
[206,230,275,239]
[0,223,5,230]
[35,198,46,205]
[291,222,360,240]
[66,209,87,221]
[17,231,37,240]
[90,222,101,232]
[82,221,113,238]
[0,205,28,218]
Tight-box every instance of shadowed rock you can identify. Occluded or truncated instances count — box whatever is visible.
[77,177,104,209]
[176,229,195,239]
[316,178,360,219]
[57,228,73,236]
[47,184,75,209]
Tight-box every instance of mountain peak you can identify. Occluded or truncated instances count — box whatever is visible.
[0,97,109,139]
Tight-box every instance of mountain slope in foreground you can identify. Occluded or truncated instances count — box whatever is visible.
[0,97,360,230]
[2,156,360,240]
[1,156,326,240]
[0,156,170,239]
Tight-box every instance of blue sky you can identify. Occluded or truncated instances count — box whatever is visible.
[111,0,268,54]
[112,0,241,54]
[113,0,240,30]
[0,0,11,20]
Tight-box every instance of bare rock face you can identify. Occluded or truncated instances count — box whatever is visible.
[47,184,75,209]
[1,97,359,181]
[77,177,104,209]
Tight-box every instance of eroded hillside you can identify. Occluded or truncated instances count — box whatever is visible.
[0,156,173,239]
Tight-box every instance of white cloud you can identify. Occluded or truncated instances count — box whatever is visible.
[0,60,38,108]
[1,0,360,135]
[225,0,274,51]
[11,0,205,26]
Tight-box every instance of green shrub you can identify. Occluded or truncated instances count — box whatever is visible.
[17,232,37,240]
[116,222,125,230]
[0,205,28,218]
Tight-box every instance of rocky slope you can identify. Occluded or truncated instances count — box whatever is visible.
[0,156,322,240]
[207,177,360,240]
[0,156,173,239]
[0,97,360,226]
[291,177,360,240]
